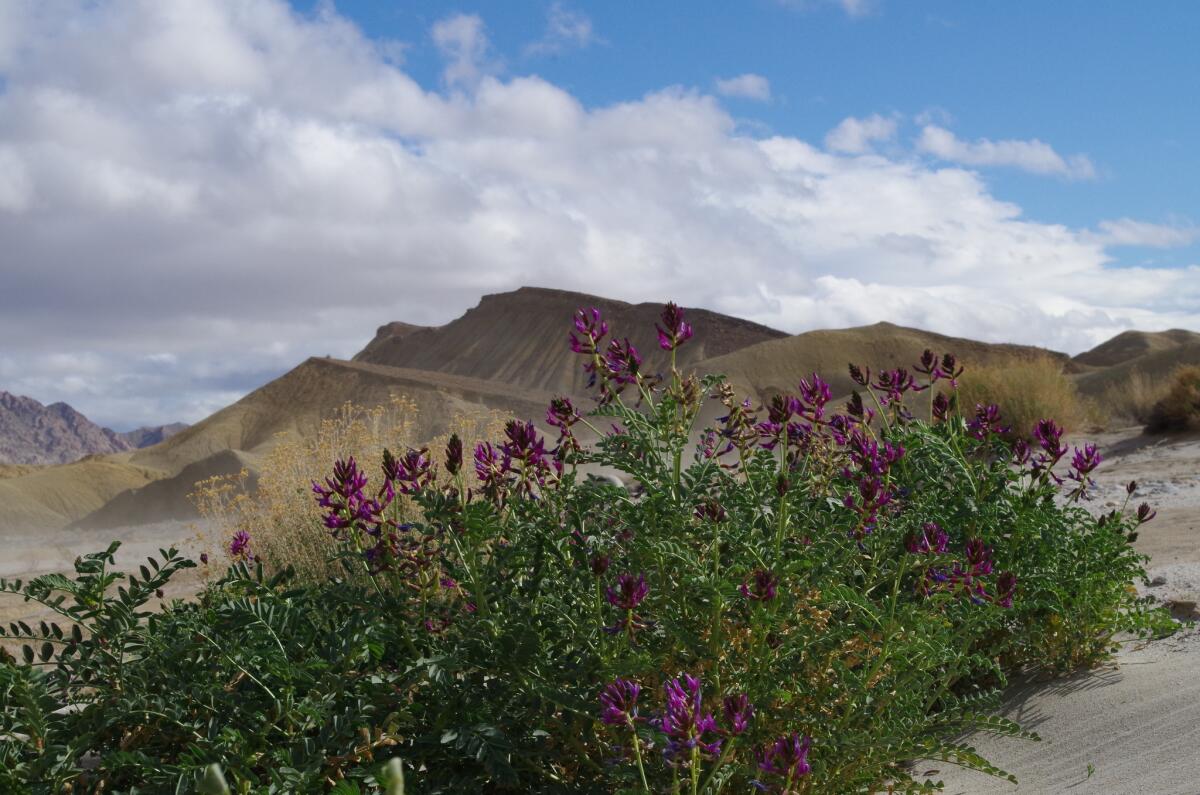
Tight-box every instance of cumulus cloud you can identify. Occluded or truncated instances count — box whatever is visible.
[917,124,1097,179]
[0,1,1194,428]
[525,3,596,56]
[824,113,897,153]
[714,74,772,102]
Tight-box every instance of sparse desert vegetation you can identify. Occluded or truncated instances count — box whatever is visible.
[0,304,1170,793]
[1145,365,1200,434]
[956,355,1101,438]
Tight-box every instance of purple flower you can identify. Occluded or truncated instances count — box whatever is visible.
[606,573,649,611]
[199,552,209,565]
[600,678,643,727]
[1066,443,1103,500]
[604,337,643,386]
[848,363,870,387]
[474,441,511,502]
[722,693,754,736]
[967,404,1008,440]
[964,538,994,576]
[907,522,950,555]
[797,374,832,421]
[313,456,394,540]
[546,396,580,431]
[657,675,723,762]
[740,569,779,602]
[931,392,951,422]
[383,447,435,495]
[569,307,608,355]
[757,733,812,782]
[656,302,694,352]
[1033,418,1067,459]
[590,554,611,576]
[229,530,252,560]
[1137,502,1157,524]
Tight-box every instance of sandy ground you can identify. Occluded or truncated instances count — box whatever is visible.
[936,428,1200,794]
[0,519,215,644]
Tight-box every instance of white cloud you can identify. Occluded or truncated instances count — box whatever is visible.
[917,124,1097,179]
[0,1,1194,428]
[432,13,492,87]
[824,113,897,153]
[714,73,772,102]
[525,3,596,56]
[1085,218,1198,248]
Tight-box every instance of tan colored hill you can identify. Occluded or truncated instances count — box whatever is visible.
[1072,329,1200,369]
[0,456,161,532]
[698,321,1067,403]
[353,286,788,395]
[0,390,132,465]
[130,356,556,476]
[1074,342,1200,397]
[118,422,189,449]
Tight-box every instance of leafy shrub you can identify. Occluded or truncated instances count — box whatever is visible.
[2,305,1170,793]
[1145,365,1200,433]
[955,355,1100,438]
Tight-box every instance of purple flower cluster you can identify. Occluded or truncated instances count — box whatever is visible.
[657,675,724,762]
[754,733,813,791]
[229,529,253,561]
[381,447,434,496]
[656,301,694,352]
[841,428,905,538]
[916,537,1017,608]
[906,522,950,555]
[600,678,643,727]
[569,305,658,404]
[967,403,1009,440]
[1065,443,1102,501]
[605,572,650,635]
[312,456,391,541]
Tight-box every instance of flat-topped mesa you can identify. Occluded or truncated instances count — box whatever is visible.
[351,285,788,395]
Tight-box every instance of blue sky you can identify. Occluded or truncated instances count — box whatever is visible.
[0,1,1197,428]
[302,0,1199,265]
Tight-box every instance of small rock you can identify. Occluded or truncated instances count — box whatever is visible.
[1151,575,1168,587]
[1167,599,1200,622]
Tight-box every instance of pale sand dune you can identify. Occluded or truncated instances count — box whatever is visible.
[936,428,1200,794]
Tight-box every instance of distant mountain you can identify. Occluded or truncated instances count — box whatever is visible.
[119,422,189,449]
[0,391,131,465]
[353,286,789,395]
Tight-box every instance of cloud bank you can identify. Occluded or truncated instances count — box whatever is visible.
[0,1,1195,428]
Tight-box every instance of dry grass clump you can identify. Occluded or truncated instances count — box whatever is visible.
[1101,369,1173,426]
[1145,365,1200,434]
[957,356,1101,438]
[191,395,508,581]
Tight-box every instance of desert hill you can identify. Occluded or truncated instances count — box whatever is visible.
[119,422,189,449]
[0,455,161,532]
[699,321,1068,402]
[1072,329,1200,369]
[0,390,132,465]
[353,286,789,395]
[14,285,1199,534]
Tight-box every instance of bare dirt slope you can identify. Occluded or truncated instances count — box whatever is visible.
[0,456,162,532]
[1072,329,1200,369]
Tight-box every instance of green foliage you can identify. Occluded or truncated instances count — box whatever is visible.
[0,311,1172,794]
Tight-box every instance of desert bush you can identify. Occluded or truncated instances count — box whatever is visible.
[956,355,1100,437]
[1,305,1170,793]
[1101,369,1171,426]
[1145,365,1200,434]
[191,397,509,582]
